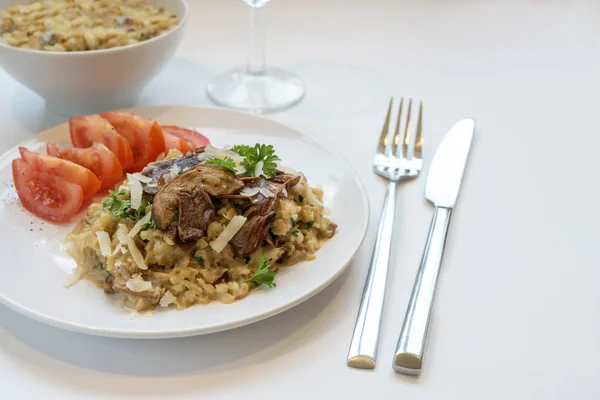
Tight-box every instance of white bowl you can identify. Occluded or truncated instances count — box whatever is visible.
[0,0,188,116]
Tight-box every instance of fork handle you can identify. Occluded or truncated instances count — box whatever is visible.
[347,180,397,369]
[393,206,452,375]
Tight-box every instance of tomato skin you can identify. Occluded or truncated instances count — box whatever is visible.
[47,142,124,190]
[12,159,83,223]
[163,132,194,153]
[100,112,165,172]
[46,143,61,157]
[69,115,134,169]
[161,125,210,148]
[19,147,101,199]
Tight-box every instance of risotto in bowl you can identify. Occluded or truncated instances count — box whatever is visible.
[0,0,188,116]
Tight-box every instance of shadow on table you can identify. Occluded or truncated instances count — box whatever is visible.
[1,263,350,381]
[7,57,214,133]
[137,57,214,107]
[9,85,65,134]
[8,57,389,134]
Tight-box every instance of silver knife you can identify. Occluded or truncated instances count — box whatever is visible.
[392,118,475,375]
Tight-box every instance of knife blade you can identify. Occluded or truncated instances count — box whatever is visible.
[393,118,475,376]
[425,118,475,208]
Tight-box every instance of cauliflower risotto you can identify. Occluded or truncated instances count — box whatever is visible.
[0,0,179,51]
[65,145,337,312]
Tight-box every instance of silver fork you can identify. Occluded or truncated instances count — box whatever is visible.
[347,97,423,369]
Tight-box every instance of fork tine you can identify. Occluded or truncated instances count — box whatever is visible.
[402,99,413,158]
[392,98,404,157]
[414,101,423,160]
[377,97,393,155]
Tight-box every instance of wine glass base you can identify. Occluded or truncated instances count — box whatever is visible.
[206,67,305,113]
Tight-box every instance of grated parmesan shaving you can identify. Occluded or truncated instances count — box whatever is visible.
[129,172,152,183]
[254,161,264,177]
[304,187,322,207]
[96,231,112,257]
[210,215,247,253]
[159,290,177,307]
[117,225,147,270]
[112,242,123,256]
[259,187,275,198]
[125,273,153,292]
[205,144,245,164]
[241,187,260,197]
[63,267,84,288]
[128,211,152,238]
[127,174,143,210]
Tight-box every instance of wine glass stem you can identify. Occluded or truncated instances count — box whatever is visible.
[247,5,266,75]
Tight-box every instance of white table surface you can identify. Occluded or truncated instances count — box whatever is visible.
[2,0,600,398]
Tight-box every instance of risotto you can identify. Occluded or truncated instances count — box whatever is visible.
[0,0,179,51]
[65,145,337,312]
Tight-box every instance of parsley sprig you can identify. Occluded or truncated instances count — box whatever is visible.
[243,258,276,288]
[103,189,147,221]
[191,251,204,265]
[206,157,237,173]
[231,144,280,178]
[103,189,131,219]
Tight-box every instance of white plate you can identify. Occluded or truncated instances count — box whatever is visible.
[0,106,369,338]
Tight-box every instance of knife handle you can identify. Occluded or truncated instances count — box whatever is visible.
[393,206,452,375]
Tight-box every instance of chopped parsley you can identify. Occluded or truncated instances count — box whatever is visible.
[231,143,280,178]
[304,221,314,229]
[142,216,157,230]
[298,194,304,203]
[103,189,131,219]
[140,33,148,40]
[132,204,146,221]
[291,229,300,237]
[103,189,147,221]
[244,258,276,288]
[206,157,237,173]
[191,251,204,265]
[290,217,296,227]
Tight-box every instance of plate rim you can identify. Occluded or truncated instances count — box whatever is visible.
[0,105,370,338]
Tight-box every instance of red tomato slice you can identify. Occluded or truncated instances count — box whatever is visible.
[69,115,134,170]
[12,159,83,223]
[19,147,101,199]
[161,125,210,148]
[101,112,165,172]
[47,142,124,190]
[46,143,61,157]
[163,132,194,154]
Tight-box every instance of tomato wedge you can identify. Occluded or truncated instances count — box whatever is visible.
[19,147,101,199]
[161,125,210,149]
[46,143,61,157]
[12,159,83,223]
[163,132,194,154]
[69,115,134,170]
[101,112,165,172]
[47,142,124,190]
